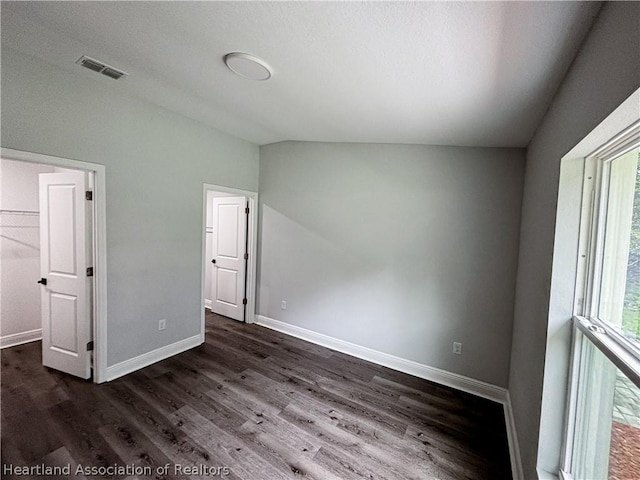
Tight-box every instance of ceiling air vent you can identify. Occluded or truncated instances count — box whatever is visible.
[76,55,128,80]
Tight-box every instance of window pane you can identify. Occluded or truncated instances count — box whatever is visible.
[598,147,640,348]
[571,337,640,479]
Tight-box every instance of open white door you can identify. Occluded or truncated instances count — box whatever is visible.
[211,196,248,322]
[39,171,92,379]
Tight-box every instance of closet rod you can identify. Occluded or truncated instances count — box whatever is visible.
[0,209,39,216]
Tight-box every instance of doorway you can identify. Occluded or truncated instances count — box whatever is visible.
[0,148,107,382]
[201,184,258,334]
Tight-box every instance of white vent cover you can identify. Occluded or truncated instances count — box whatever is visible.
[76,55,128,80]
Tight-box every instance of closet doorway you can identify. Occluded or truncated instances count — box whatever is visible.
[0,148,107,382]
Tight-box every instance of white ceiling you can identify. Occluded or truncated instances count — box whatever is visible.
[1,1,602,147]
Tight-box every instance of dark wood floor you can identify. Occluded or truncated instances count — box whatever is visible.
[1,312,512,479]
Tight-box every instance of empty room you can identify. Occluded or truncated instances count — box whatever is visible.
[1,1,639,479]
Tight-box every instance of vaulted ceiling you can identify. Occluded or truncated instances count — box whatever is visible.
[2,1,602,147]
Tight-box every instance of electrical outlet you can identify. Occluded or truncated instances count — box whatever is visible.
[281,300,287,310]
[159,319,166,331]
[453,342,462,355]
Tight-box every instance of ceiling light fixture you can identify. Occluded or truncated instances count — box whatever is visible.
[224,52,272,81]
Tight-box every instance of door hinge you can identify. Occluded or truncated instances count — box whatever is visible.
[86,341,94,351]
[85,190,93,201]
[86,267,94,277]
[244,253,249,260]
[243,298,248,305]
[245,206,250,214]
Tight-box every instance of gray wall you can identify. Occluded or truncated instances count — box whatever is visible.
[259,142,524,387]
[0,159,54,339]
[508,2,640,477]
[1,48,259,367]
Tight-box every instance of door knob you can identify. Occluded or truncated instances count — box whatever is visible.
[37,278,48,286]
[211,259,216,264]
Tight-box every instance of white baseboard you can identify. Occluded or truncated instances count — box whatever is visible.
[504,392,525,480]
[0,329,42,349]
[255,315,522,477]
[255,315,507,402]
[204,299,212,310]
[105,334,202,382]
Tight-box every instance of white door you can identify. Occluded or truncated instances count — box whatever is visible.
[211,196,247,321]
[39,171,92,379]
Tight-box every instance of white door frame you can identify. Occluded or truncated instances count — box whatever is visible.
[201,184,258,334]
[1,147,107,383]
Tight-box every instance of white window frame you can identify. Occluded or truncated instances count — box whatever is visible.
[560,121,640,479]
[581,123,640,363]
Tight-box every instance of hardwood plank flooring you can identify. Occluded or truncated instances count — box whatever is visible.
[1,312,512,479]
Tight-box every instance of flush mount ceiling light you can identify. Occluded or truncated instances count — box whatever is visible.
[224,52,272,81]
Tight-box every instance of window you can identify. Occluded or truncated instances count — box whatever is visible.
[595,145,640,352]
[562,125,640,480]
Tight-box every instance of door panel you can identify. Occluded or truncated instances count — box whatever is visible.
[216,268,238,305]
[217,204,240,257]
[47,185,76,274]
[39,171,91,379]
[50,293,78,353]
[211,196,247,321]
